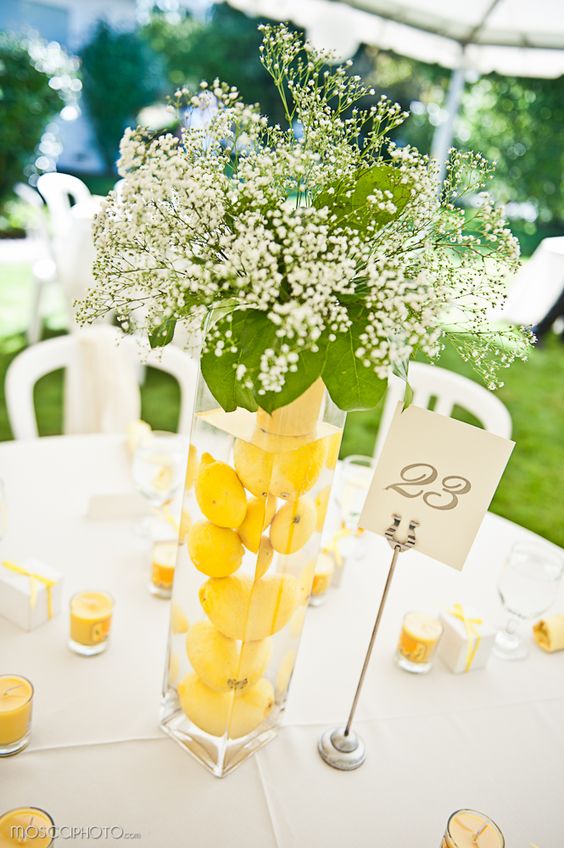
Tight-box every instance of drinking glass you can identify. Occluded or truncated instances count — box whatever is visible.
[132,431,184,537]
[495,540,564,660]
[331,455,373,586]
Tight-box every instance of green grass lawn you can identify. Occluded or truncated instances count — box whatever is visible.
[1,262,563,547]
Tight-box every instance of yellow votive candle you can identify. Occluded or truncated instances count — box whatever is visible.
[69,591,114,656]
[396,611,443,673]
[150,541,177,598]
[0,807,54,847]
[0,675,33,756]
[441,809,505,848]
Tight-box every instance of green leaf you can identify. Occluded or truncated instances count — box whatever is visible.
[314,164,412,233]
[258,342,327,414]
[322,310,387,411]
[200,309,273,412]
[148,317,176,348]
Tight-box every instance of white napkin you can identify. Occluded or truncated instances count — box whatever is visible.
[64,326,141,435]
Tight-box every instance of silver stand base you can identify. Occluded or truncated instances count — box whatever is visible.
[317,726,366,771]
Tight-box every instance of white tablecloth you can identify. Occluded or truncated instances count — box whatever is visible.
[0,435,563,846]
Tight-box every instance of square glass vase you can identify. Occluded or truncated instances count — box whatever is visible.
[160,371,345,777]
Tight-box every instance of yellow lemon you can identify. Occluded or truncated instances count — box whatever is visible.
[270,497,316,555]
[269,439,326,499]
[168,652,180,684]
[178,504,192,544]
[324,431,342,469]
[289,603,308,638]
[255,536,274,580]
[195,454,247,528]
[314,485,331,533]
[275,649,297,695]
[234,440,274,498]
[188,521,243,577]
[199,574,299,640]
[184,442,198,491]
[186,620,270,692]
[171,602,189,634]
[238,495,277,552]
[177,673,274,739]
[297,559,316,605]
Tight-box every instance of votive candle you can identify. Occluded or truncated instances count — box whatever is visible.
[441,809,505,848]
[150,541,178,598]
[0,675,33,756]
[396,611,443,674]
[69,591,114,656]
[0,807,55,847]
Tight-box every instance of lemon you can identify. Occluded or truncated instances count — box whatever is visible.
[234,440,273,498]
[177,673,274,739]
[199,574,299,640]
[238,495,277,552]
[314,485,331,533]
[297,559,316,605]
[186,620,270,692]
[188,520,243,577]
[234,438,325,499]
[275,649,297,695]
[270,497,316,555]
[171,602,189,634]
[168,652,180,684]
[269,439,326,499]
[195,453,247,528]
[255,536,274,580]
[178,504,191,544]
[324,431,342,469]
[184,442,198,491]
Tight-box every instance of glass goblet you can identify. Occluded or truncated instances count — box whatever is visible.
[131,431,184,538]
[494,540,564,660]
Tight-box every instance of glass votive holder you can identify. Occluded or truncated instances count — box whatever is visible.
[441,809,505,847]
[396,611,443,674]
[308,551,335,607]
[0,675,34,756]
[0,807,55,847]
[69,591,114,656]
[150,540,178,599]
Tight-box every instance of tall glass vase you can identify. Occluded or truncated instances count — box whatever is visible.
[160,369,345,777]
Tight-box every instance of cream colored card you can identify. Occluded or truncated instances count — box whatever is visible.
[359,403,515,570]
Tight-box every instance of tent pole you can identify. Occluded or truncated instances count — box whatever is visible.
[431,65,466,183]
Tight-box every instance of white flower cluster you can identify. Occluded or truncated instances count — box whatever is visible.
[78,24,529,403]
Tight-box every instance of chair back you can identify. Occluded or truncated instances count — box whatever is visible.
[5,331,197,440]
[373,362,512,459]
[37,173,91,237]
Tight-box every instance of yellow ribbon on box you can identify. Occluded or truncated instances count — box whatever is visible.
[2,560,57,619]
[449,603,483,672]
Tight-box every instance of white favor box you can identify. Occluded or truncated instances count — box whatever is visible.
[438,607,496,673]
[0,558,63,631]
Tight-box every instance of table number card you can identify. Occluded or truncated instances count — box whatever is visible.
[359,403,515,570]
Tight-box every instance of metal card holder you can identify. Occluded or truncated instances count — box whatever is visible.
[318,514,418,770]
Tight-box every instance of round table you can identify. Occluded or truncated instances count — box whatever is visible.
[1,435,562,846]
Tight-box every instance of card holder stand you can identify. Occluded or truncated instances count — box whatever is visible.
[318,514,418,771]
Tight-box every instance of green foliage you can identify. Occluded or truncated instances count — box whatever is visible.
[79,21,165,170]
[0,34,63,206]
[458,74,564,224]
[142,5,291,125]
[322,306,387,410]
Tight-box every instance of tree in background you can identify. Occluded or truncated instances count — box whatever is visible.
[80,21,165,171]
[142,4,296,126]
[458,74,564,226]
[0,33,65,207]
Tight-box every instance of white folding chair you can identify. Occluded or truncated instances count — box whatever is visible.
[36,172,92,237]
[5,331,197,440]
[14,183,64,343]
[373,362,512,458]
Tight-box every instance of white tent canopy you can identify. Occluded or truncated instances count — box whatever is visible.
[228,0,564,78]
